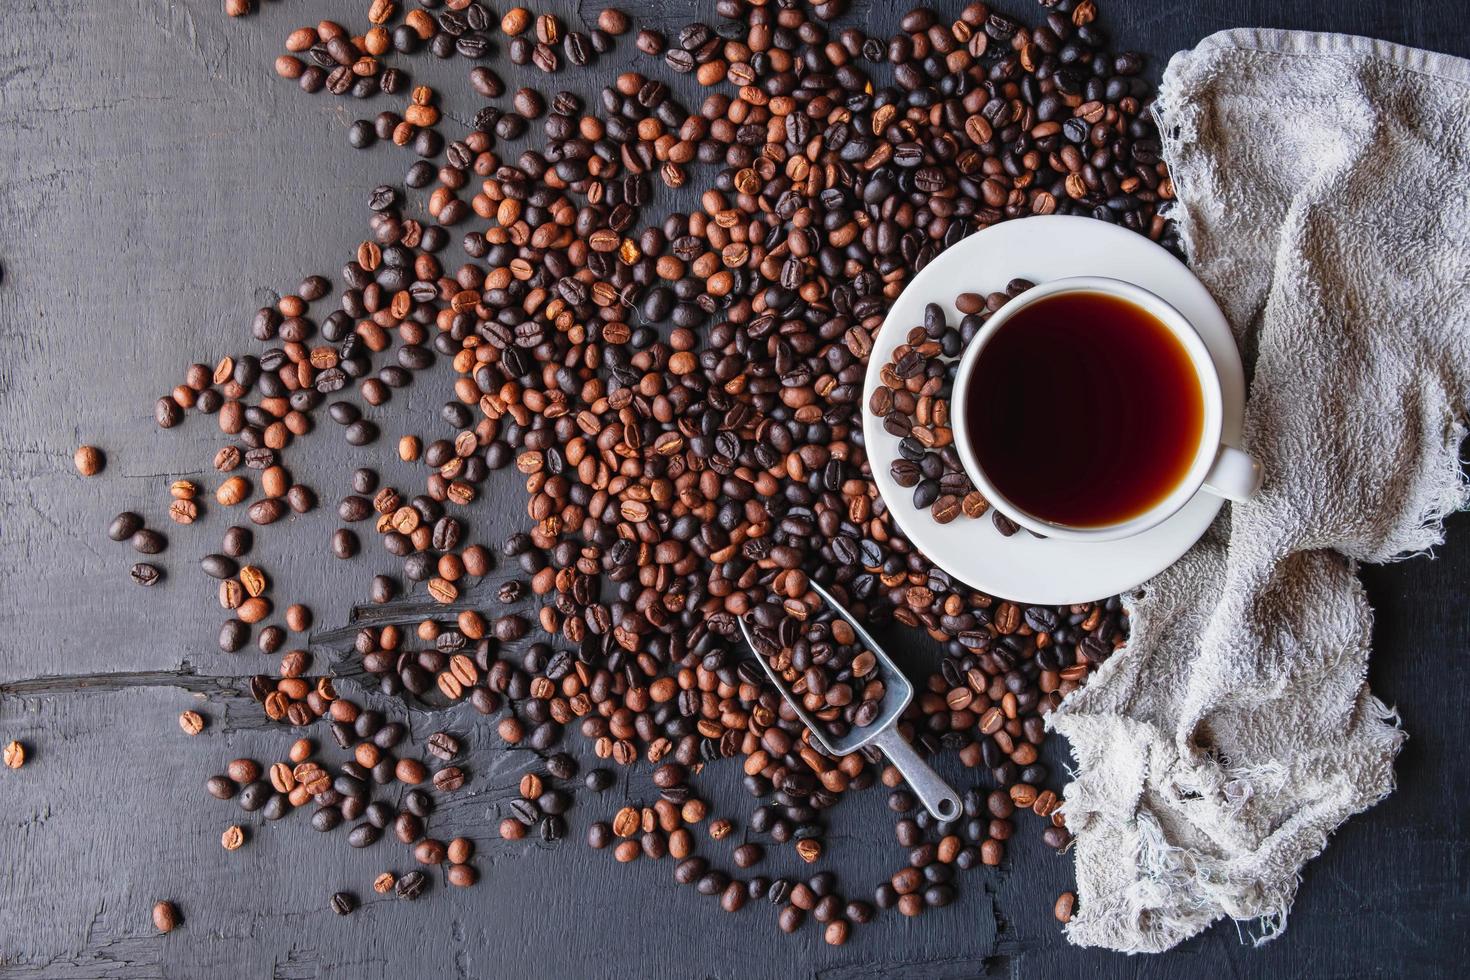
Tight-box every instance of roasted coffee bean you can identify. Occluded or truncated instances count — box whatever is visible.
[332,528,359,559]
[447,864,478,887]
[74,445,105,475]
[396,870,428,899]
[347,823,381,848]
[370,575,396,604]
[545,753,576,780]
[426,731,460,760]
[338,495,371,522]
[151,900,179,933]
[432,766,465,792]
[200,554,238,579]
[131,529,167,555]
[206,775,236,800]
[345,420,379,445]
[286,485,315,513]
[285,604,311,633]
[596,8,628,34]
[402,787,429,822]
[226,759,259,783]
[219,619,249,653]
[635,28,664,54]
[248,498,286,525]
[108,512,144,542]
[237,780,271,812]
[733,843,764,868]
[130,563,163,586]
[413,838,447,865]
[155,398,182,428]
[222,526,252,556]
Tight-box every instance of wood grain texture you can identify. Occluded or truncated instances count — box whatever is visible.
[2,1,1468,977]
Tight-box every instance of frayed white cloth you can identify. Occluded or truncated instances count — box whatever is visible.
[1049,29,1470,953]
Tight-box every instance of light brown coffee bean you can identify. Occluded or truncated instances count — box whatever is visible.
[239,566,267,597]
[152,900,179,933]
[216,476,249,506]
[612,807,639,838]
[74,445,105,476]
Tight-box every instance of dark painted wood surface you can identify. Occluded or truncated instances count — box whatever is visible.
[2,1,1467,977]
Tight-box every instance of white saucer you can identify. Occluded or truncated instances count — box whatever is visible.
[861,215,1244,605]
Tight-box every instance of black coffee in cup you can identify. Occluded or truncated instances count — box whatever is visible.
[964,291,1204,528]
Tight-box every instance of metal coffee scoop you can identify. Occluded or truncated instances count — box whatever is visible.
[737,580,962,821]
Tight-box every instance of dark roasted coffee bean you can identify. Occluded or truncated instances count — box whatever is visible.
[402,788,431,818]
[351,467,378,494]
[545,753,576,780]
[432,766,466,792]
[130,563,163,586]
[206,775,236,800]
[396,870,428,899]
[469,66,504,98]
[733,843,764,868]
[200,554,237,579]
[131,528,167,554]
[345,420,379,446]
[370,575,396,604]
[286,485,315,513]
[635,28,664,54]
[237,781,271,812]
[311,807,343,832]
[348,120,376,149]
[264,793,292,822]
[108,512,144,542]
[155,397,182,428]
[219,619,248,653]
[426,731,460,760]
[331,528,359,559]
[248,498,286,526]
[347,823,381,848]
[222,526,252,557]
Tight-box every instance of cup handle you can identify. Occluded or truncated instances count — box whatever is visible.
[1201,444,1262,502]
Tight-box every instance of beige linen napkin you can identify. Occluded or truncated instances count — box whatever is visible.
[1049,29,1470,952]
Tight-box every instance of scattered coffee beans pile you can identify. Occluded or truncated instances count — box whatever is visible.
[745,597,887,738]
[123,0,1165,939]
[875,285,1036,532]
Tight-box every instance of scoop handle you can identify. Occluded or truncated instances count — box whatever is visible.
[871,725,962,822]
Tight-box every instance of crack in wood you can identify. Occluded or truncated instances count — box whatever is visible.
[0,663,244,698]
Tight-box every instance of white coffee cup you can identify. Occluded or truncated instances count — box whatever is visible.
[950,276,1261,542]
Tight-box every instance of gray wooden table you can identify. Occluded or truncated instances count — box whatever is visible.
[2,1,1467,977]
